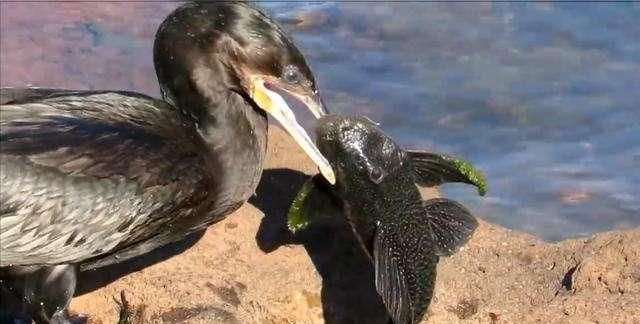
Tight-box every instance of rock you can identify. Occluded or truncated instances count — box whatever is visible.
[70,127,640,324]
[426,221,639,324]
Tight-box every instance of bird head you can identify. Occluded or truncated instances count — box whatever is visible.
[154,2,334,183]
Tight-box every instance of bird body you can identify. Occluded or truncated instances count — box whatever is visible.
[0,2,333,323]
[1,90,264,268]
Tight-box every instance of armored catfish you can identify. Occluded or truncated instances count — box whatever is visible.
[287,115,486,324]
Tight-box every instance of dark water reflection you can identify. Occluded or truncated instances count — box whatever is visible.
[1,2,638,241]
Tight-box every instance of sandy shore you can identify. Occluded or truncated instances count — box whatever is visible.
[69,127,639,324]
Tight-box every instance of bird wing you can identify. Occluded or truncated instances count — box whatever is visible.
[1,87,89,105]
[0,90,207,266]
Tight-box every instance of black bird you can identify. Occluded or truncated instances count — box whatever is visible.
[0,2,334,323]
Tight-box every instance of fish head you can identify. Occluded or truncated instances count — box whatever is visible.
[304,116,480,324]
[315,115,407,197]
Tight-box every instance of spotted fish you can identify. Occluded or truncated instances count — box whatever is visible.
[287,115,486,324]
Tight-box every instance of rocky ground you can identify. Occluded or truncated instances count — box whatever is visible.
[69,127,639,324]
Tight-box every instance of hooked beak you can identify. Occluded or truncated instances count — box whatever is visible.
[290,90,328,119]
[249,77,336,184]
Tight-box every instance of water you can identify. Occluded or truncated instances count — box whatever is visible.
[1,2,638,241]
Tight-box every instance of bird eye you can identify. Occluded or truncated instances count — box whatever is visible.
[282,65,301,84]
[369,167,385,184]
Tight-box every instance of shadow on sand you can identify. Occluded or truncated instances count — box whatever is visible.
[75,231,205,295]
[65,168,388,323]
[250,168,390,324]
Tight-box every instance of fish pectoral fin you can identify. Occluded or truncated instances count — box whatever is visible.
[407,150,487,196]
[372,199,476,322]
[373,226,440,323]
[422,198,478,256]
[286,174,341,233]
[373,228,414,324]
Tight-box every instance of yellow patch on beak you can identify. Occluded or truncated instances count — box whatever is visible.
[250,83,272,112]
[248,77,336,184]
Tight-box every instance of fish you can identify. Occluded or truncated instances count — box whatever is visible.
[287,115,486,324]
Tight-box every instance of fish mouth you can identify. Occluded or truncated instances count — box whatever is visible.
[315,115,350,162]
[315,114,378,152]
[315,115,349,143]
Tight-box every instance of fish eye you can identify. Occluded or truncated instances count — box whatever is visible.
[369,167,385,184]
[282,65,301,84]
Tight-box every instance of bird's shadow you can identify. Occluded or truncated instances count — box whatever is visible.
[75,231,205,295]
[249,168,390,324]
[72,168,390,323]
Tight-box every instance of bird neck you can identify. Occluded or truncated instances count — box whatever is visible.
[194,90,269,154]
[172,86,269,216]
[200,91,269,202]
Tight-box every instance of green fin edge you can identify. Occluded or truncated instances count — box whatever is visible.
[286,178,315,233]
[447,157,488,196]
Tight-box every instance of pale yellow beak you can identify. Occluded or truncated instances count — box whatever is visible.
[250,78,336,184]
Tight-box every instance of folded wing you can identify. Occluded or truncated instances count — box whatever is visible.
[1,90,206,266]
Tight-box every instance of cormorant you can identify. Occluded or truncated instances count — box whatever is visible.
[0,2,334,323]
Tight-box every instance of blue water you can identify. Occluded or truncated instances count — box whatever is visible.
[1,2,638,241]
